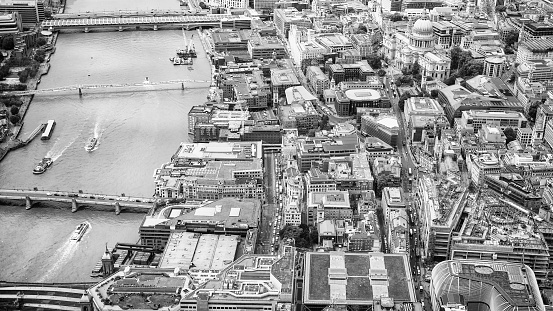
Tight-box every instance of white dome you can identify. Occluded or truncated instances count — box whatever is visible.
[413,18,433,35]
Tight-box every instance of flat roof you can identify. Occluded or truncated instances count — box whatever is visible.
[159,232,199,269]
[174,141,263,161]
[192,234,238,270]
[345,89,381,101]
[167,198,261,229]
[303,252,415,304]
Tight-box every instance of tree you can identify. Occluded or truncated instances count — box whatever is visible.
[356,24,368,34]
[449,46,463,70]
[503,127,517,144]
[319,114,331,130]
[18,69,28,83]
[389,14,403,22]
[377,69,386,76]
[34,49,46,63]
[430,89,439,98]
[504,30,519,48]
[1,36,14,50]
[199,2,209,9]
[459,61,484,78]
[398,93,412,111]
[307,129,317,137]
[411,61,421,75]
[366,54,383,69]
[36,37,47,47]
[528,100,542,121]
[10,106,19,115]
[9,114,20,124]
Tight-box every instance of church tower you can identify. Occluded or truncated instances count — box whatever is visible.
[101,245,114,276]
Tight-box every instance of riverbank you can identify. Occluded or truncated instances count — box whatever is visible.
[0,32,59,162]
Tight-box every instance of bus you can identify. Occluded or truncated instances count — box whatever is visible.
[408,167,412,176]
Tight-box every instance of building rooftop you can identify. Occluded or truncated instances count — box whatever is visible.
[285,85,317,104]
[344,89,381,101]
[431,260,544,311]
[158,198,261,230]
[302,252,416,304]
[271,69,300,86]
[172,141,263,162]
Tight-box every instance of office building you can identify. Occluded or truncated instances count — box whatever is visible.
[458,110,527,134]
[306,66,330,96]
[247,33,287,60]
[211,30,250,52]
[430,260,545,311]
[271,68,301,104]
[0,0,44,27]
[0,12,21,34]
[299,252,417,311]
[307,190,351,224]
[516,38,553,63]
[360,113,399,146]
[483,56,506,78]
[278,101,319,135]
[372,155,401,194]
[273,8,314,37]
[296,135,359,172]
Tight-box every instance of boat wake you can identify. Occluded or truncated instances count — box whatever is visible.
[85,120,105,152]
[46,135,79,162]
[36,238,78,283]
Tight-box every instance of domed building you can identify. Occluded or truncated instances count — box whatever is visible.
[382,15,451,80]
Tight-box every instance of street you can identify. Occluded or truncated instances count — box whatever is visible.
[256,152,282,254]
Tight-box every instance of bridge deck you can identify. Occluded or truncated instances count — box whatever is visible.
[0,294,81,303]
[42,14,244,27]
[0,286,86,295]
[23,303,80,311]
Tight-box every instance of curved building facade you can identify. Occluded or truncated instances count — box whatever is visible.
[430,260,545,311]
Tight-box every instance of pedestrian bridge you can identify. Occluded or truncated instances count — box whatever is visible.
[0,189,154,214]
[0,282,95,311]
[42,14,252,32]
[7,79,212,96]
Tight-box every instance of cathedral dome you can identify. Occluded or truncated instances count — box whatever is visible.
[413,18,433,35]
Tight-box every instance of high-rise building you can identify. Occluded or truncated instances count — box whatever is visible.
[0,0,44,27]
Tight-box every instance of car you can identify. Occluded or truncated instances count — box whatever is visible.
[108,197,115,200]
[46,192,52,196]
[53,193,59,196]
[98,196,105,200]
[68,193,78,197]
[89,196,95,199]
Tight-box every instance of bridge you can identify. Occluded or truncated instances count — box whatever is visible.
[41,14,252,32]
[0,189,155,214]
[0,282,95,311]
[5,79,212,96]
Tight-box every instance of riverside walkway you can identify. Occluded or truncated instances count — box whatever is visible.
[0,189,154,214]
[42,14,252,32]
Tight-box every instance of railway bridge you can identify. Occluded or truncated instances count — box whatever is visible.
[0,282,96,311]
[0,189,154,214]
[41,14,252,32]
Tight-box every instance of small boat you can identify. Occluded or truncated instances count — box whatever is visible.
[85,137,97,152]
[33,158,53,174]
[173,57,182,65]
[71,222,89,241]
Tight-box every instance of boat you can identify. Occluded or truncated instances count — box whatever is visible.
[33,157,53,174]
[173,57,182,65]
[85,137,97,152]
[41,119,56,140]
[71,222,89,241]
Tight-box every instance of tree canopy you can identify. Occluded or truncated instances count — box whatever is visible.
[389,14,403,22]
[366,54,383,69]
[503,127,517,144]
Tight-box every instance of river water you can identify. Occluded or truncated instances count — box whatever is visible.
[0,0,211,282]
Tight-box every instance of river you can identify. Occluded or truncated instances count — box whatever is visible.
[0,0,212,282]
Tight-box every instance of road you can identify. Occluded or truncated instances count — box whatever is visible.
[383,69,426,303]
[256,152,281,254]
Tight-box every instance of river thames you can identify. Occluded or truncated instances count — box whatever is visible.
[0,0,211,282]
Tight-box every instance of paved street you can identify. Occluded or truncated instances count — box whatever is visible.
[256,152,280,254]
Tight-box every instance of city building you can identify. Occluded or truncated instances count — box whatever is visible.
[350,33,376,57]
[360,113,399,146]
[466,151,502,185]
[273,8,314,37]
[432,21,464,48]
[307,190,351,224]
[247,33,287,59]
[483,56,506,78]
[458,110,528,134]
[306,66,330,96]
[271,68,301,104]
[437,84,524,124]
[284,198,302,225]
[315,33,354,53]
[0,0,44,27]
[449,193,550,282]
[300,252,417,310]
[516,38,553,63]
[364,137,395,160]
[211,30,251,52]
[383,17,451,79]
[296,135,359,172]
[220,0,248,8]
[532,101,553,145]
[304,167,337,193]
[372,155,402,194]
[288,25,327,65]
[415,175,466,261]
[0,12,22,34]
[484,174,542,210]
[517,127,533,148]
[278,101,320,135]
[321,153,374,193]
[335,88,390,116]
[430,260,545,311]
[284,85,317,105]
[140,197,260,249]
[181,252,295,311]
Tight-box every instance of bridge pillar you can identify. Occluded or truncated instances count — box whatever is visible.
[153,25,158,31]
[119,26,123,32]
[25,196,32,210]
[115,202,121,215]
[84,27,89,33]
[71,198,78,213]
[78,88,82,96]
